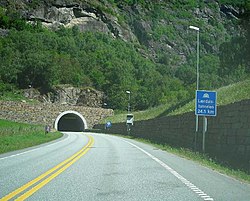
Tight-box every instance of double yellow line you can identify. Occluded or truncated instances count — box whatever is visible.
[1,134,94,201]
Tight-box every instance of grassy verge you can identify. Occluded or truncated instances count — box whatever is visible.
[105,79,250,123]
[0,88,37,103]
[169,79,250,116]
[0,119,63,154]
[111,134,250,183]
[102,103,173,124]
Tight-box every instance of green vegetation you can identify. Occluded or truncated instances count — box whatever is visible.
[103,103,172,123]
[121,135,250,183]
[0,119,62,154]
[0,83,36,102]
[0,0,249,181]
[0,14,192,111]
[0,0,249,112]
[0,4,186,110]
[170,78,250,116]
[105,78,250,123]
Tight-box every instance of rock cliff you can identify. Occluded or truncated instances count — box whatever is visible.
[24,0,137,42]
[23,85,105,107]
[0,0,240,65]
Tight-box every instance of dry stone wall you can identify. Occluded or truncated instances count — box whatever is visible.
[0,101,113,129]
[94,99,250,172]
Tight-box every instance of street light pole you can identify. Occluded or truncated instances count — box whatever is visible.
[196,27,200,92]
[189,25,200,150]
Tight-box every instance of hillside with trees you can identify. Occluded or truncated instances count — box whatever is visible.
[0,0,249,111]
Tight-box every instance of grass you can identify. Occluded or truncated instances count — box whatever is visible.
[0,90,37,103]
[102,103,173,124]
[170,79,250,116]
[105,79,250,123]
[0,119,63,154]
[112,134,250,183]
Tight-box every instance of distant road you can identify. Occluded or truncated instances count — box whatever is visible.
[0,132,249,201]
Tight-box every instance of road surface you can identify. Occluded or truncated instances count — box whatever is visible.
[0,132,249,200]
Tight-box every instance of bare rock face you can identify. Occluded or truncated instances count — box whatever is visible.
[23,85,104,108]
[0,28,9,36]
[23,88,41,99]
[51,85,81,105]
[76,88,104,108]
[26,0,137,42]
[0,0,241,72]
[51,85,105,107]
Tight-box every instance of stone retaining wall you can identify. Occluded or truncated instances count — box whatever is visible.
[94,99,250,172]
[0,101,113,128]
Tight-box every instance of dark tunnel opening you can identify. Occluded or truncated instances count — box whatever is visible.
[57,113,85,132]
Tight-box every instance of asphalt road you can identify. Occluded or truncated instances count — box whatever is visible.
[0,132,249,201]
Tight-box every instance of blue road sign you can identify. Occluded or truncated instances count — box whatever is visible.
[106,121,112,128]
[195,90,217,116]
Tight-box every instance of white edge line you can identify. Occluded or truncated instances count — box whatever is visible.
[123,139,214,201]
[0,133,69,161]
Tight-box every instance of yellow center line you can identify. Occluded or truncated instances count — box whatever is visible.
[0,134,94,201]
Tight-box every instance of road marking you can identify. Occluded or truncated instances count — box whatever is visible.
[0,133,69,161]
[0,134,94,201]
[124,140,214,201]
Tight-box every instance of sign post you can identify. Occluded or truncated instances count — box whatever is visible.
[195,90,217,153]
[105,121,112,130]
[126,114,134,135]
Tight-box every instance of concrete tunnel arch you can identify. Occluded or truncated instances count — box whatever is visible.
[54,111,88,131]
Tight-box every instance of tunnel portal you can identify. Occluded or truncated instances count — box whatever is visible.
[54,111,88,131]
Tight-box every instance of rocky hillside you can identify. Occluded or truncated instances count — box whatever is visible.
[1,0,240,64]
[0,0,248,110]
[23,85,105,107]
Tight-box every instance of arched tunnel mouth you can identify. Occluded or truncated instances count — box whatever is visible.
[55,111,87,132]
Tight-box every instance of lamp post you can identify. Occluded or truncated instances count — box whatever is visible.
[126,90,131,113]
[189,25,200,151]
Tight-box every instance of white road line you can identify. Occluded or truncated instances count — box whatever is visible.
[202,196,211,198]
[124,140,214,201]
[199,194,208,196]
[0,133,69,161]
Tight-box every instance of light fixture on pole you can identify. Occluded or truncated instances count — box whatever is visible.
[189,25,199,31]
[126,90,131,113]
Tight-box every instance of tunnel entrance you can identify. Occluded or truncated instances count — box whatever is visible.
[54,111,88,131]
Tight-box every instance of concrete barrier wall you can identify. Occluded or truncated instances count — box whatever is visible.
[94,99,250,172]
